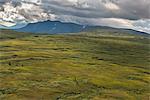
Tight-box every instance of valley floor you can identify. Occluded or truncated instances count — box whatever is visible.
[0,30,150,100]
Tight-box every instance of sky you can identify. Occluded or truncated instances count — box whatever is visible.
[0,0,150,33]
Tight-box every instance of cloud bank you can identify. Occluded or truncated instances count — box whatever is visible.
[0,0,150,33]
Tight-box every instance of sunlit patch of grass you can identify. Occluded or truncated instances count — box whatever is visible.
[0,30,150,100]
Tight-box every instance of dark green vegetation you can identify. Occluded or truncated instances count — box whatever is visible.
[0,29,150,100]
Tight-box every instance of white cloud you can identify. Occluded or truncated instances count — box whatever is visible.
[0,1,56,23]
[0,20,16,27]
[104,2,120,10]
[132,19,150,33]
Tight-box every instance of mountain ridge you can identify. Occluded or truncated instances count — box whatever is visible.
[12,20,149,35]
[15,20,86,34]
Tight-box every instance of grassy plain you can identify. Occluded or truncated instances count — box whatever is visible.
[0,29,150,100]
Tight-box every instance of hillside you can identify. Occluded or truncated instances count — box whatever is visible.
[0,29,150,100]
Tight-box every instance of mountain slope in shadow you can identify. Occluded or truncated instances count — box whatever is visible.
[15,20,149,35]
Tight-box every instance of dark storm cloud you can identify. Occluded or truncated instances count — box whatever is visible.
[40,0,150,20]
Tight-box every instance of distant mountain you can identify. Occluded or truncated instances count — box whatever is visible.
[15,21,86,34]
[15,20,149,35]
